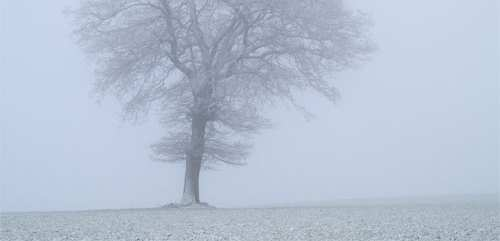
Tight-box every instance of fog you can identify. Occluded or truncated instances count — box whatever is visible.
[0,0,498,212]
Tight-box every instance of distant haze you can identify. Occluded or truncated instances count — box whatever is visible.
[1,0,498,212]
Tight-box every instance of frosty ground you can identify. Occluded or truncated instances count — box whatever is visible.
[1,196,498,241]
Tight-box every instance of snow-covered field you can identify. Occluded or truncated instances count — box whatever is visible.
[1,197,498,241]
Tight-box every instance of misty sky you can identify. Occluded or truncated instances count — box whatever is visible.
[1,0,498,212]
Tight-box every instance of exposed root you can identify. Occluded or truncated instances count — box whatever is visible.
[160,202,215,209]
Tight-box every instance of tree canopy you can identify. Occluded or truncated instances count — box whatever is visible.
[72,0,373,168]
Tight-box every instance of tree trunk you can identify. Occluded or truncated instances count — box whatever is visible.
[181,114,206,205]
[181,157,201,204]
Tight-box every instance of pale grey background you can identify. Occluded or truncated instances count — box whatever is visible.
[1,0,498,212]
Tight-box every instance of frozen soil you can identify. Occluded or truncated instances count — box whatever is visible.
[1,201,499,241]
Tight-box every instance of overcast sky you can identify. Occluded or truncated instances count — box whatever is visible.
[1,0,498,212]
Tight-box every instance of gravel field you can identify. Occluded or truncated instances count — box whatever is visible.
[1,200,499,241]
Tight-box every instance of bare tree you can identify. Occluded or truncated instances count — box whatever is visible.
[71,0,373,206]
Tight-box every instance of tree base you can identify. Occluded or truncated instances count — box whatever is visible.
[160,202,215,209]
